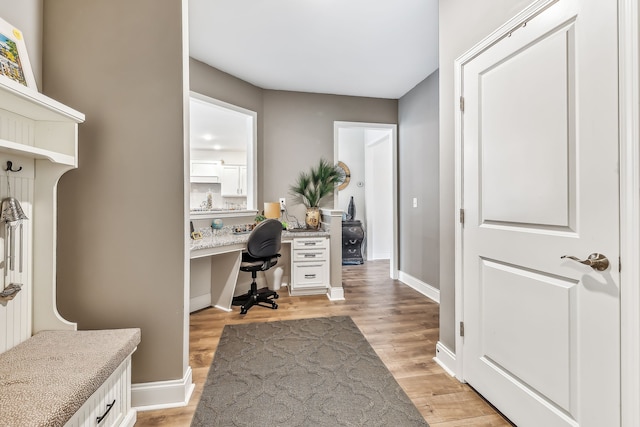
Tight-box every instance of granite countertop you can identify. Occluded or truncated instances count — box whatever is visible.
[190,228,330,252]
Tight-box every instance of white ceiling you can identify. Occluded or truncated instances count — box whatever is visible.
[188,0,439,100]
[189,0,439,152]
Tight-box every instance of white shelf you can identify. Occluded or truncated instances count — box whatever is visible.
[190,210,257,220]
[190,177,220,184]
[0,78,84,123]
[0,138,75,166]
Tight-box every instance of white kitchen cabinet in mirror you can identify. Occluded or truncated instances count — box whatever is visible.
[221,165,247,196]
[190,160,221,183]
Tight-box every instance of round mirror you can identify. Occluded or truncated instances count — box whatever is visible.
[337,161,351,191]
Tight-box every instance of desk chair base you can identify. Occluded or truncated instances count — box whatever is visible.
[232,281,279,314]
[233,220,282,315]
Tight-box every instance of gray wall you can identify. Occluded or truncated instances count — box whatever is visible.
[438,0,535,351]
[43,0,186,383]
[398,70,440,288]
[0,0,42,87]
[262,90,397,221]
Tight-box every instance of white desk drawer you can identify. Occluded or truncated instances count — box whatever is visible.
[292,248,327,262]
[292,262,328,288]
[293,237,328,250]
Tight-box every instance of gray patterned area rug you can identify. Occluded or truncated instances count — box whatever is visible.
[191,316,429,426]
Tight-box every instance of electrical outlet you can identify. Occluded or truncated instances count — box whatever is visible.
[279,198,286,211]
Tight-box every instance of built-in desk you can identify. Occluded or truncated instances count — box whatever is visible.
[190,222,343,312]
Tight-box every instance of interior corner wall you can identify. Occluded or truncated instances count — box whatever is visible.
[189,58,265,205]
[262,90,397,222]
[43,0,186,383]
[0,0,43,88]
[438,0,537,352]
[398,70,440,289]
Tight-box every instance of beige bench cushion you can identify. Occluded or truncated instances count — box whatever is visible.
[0,328,140,427]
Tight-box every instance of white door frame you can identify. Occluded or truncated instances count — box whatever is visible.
[453,1,640,425]
[619,0,640,425]
[334,121,399,279]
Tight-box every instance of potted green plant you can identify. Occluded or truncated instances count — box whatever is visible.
[289,158,344,229]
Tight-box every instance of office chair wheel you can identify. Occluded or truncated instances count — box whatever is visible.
[274,294,279,299]
[272,303,278,309]
[240,307,248,314]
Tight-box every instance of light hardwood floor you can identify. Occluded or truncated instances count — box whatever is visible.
[136,260,512,426]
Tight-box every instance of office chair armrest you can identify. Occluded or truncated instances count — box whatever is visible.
[260,254,281,271]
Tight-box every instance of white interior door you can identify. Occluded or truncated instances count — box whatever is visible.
[460,1,620,426]
[364,134,392,260]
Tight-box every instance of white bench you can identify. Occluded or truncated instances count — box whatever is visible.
[0,328,140,427]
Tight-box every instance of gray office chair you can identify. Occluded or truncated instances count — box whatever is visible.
[231,219,282,314]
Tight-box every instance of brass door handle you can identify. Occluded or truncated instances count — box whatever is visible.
[561,253,610,271]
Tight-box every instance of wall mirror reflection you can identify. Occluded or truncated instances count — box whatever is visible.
[189,92,257,213]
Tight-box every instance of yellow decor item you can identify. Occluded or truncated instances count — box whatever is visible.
[264,202,281,219]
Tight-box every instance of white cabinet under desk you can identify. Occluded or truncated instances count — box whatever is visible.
[289,236,330,296]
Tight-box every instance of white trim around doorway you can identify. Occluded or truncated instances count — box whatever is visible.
[333,121,399,280]
[619,0,640,425]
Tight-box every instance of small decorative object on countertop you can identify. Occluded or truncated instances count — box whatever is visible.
[346,196,356,221]
[232,223,255,234]
[305,207,321,229]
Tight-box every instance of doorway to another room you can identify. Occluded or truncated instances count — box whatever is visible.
[334,121,398,279]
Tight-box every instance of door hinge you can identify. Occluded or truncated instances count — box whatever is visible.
[459,321,465,337]
[459,208,465,225]
[459,96,465,112]
[619,256,622,273]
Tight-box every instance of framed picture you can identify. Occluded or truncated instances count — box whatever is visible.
[0,17,36,90]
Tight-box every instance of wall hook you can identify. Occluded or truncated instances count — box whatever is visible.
[5,161,22,172]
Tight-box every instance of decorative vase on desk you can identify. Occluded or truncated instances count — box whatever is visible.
[346,196,356,220]
[305,207,321,229]
[289,159,344,230]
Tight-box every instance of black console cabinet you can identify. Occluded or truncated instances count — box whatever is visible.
[342,220,364,265]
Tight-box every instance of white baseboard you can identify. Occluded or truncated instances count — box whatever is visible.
[434,341,457,378]
[398,271,440,303]
[327,286,345,301]
[190,293,211,313]
[121,409,137,427]
[132,367,195,411]
[213,304,232,312]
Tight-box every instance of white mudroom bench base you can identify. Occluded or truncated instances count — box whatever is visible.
[0,328,140,427]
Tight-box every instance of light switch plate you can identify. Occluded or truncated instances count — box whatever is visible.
[413,197,418,208]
